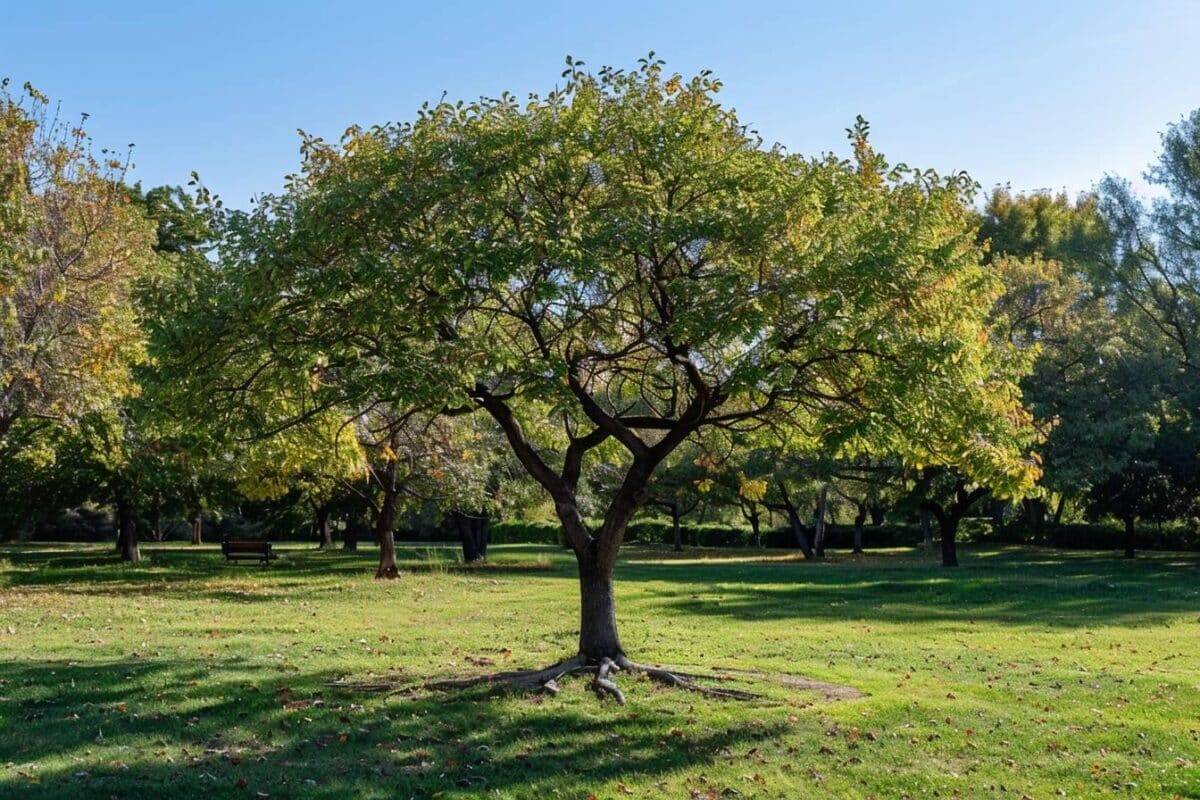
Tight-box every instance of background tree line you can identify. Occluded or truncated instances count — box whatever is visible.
[3,64,1199,576]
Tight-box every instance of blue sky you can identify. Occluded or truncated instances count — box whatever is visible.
[4,1,1198,208]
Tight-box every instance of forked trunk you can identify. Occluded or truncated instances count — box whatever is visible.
[578,562,622,662]
[785,507,813,558]
[776,482,813,558]
[1123,516,1136,559]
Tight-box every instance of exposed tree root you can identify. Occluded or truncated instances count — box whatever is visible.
[592,657,626,704]
[616,656,762,700]
[328,655,795,703]
[421,656,586,695]
[375,564,401,580]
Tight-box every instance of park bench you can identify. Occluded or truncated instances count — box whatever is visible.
[221,539,276,565]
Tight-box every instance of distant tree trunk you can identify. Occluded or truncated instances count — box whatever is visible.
[670,502,683,552]
[1052,494,1066,525]
[1123,516,1136,559]
[191,508,203,545]
[776,482,813,558]
[869,504,886,526]
[1023,498,1046,542]
[314,504,333,549]
[991,498,1005,539]
[748,505,761,548]
[452,511,490,563]
[116,497,140,563]
[852,502,866,555]
[150,507,164,542]
[374,491,399,579]
[343,512,359,550]
[920,509,933,548]
[922,479,988,568]
[937,514,959,567]
[812,485,829,558]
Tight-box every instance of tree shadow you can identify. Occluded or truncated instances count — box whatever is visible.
[623,545,1200,629]
[0,656,789,798]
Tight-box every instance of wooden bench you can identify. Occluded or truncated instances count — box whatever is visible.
[221,539,276,564]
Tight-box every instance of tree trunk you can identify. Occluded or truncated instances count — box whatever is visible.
[670,503,683,552]
[150,507,164,542]
[852,503,866,555]
[991,498,1005,539]
[869,504,885,526]
[748,506,761,548]
[453,511,490,563]
[116,499,140,563]
[191,508,203,545]
[578,560,622,662]
[813,485,828,559]
[1023,498,1045,541]
[374,487,400,579]
[939,514,959,567]
[777,482,813,558]
[315,505,333,549]
[1123,516,1136,559]
[920,509,933,548]
[1052,494,1066,525]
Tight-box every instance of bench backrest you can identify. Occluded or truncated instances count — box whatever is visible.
[222,540,272,554]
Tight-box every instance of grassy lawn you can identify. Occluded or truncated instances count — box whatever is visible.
[1,542,1198,799]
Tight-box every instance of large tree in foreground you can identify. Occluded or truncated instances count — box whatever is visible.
[178,58,1038,697]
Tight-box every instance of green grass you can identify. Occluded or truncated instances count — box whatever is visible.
[1,542,1198,799]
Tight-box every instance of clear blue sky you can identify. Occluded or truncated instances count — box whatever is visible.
[4,1,1198,208]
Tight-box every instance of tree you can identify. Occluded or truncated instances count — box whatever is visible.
[0,83,157,453]
[177,58,1039,697]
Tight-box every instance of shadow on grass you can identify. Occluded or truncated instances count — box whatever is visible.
[0,656,785,798]
[2,543,1197,629]
[621,545,1200,629]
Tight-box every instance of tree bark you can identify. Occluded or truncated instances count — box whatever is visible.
[374,484,400,579]
[991,498,1005,539]
[938,514,959,567]
[116,498,140,563]
[922,480,987,568]
[777,482,813,558]
[314,505,333,549]
[453,511,490,563]
[852,503,866,555]
[1052,494,1066,525]
[812,485,829,559]
[191,508,203,545]
[670,503,683,552]
[150,507,164,542]
[578,561,622,662]
[1123,516,1136,559]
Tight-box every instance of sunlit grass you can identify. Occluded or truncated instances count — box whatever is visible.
[1,542,1198,798]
